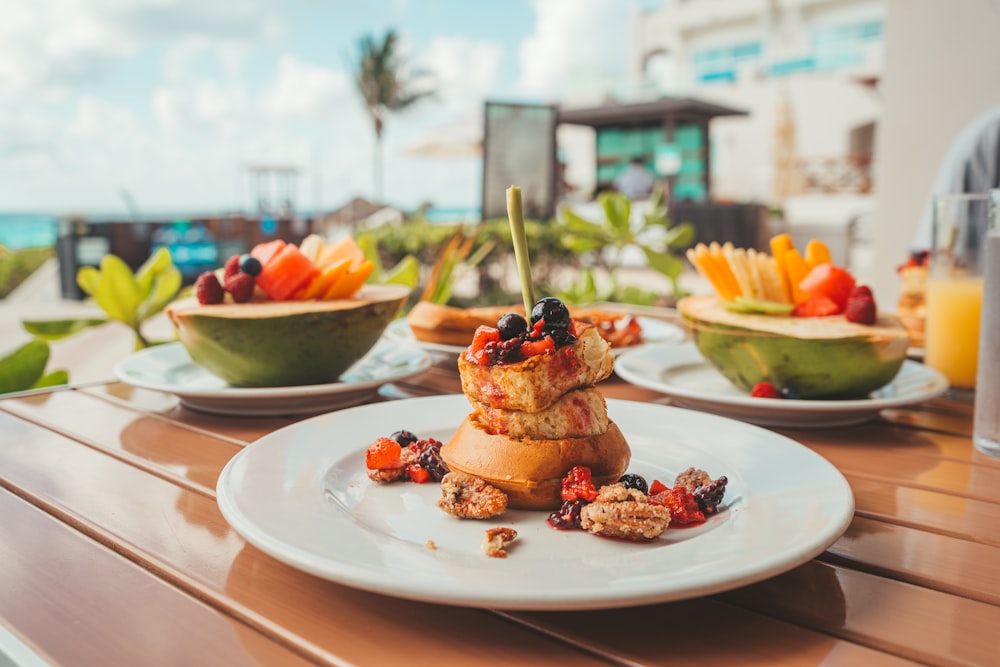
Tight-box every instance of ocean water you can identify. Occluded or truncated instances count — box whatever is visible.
[0,214,58,249]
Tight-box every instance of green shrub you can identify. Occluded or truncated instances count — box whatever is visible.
[0,246,54,299]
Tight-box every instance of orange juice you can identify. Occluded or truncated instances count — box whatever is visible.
[924,275,984,387]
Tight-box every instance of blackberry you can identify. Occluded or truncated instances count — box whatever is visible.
[530,297,570,330]
[497,313,528,341]
[496,337,523,363]
[417,445,449,482]
[617,473,648,495]
[390,430,418,447]
[548,329,577,348]
[547,499,586,530]
[693,476,728,514]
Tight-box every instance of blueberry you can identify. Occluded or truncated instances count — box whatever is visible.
[390,429,418,447]
[617,473,648,494]
[779,386,801,400]
[530,297,570,330]
[238,254,262,276]
[497,313,528,341]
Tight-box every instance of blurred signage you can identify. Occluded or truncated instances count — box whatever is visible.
[481,101,558,220]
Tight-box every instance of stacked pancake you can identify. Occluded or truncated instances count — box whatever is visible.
[440,321,631,510]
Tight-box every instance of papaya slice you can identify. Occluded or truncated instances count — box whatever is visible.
[324,260,375,299]
[805,239,833,267]
[294,258,352,300]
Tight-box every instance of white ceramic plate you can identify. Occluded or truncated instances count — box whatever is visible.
[615,342,950,428]
[216,395,854,610]
[384,315,685,359]
[114,340,433,417]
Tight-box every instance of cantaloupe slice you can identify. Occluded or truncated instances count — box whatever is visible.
[298,234,325,263]
[805,239,833,267]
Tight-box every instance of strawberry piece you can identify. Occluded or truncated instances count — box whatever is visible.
[407,465,431,484]
[520,336,555,357]
[223,254,241,280]
[799,263,857,311]
[224,272,255,303]
[194,271,224,305]
[365,437,402,470]
[750,381,781,398]
[792,295,840,317]
[560,465,598,502]
[650,486,706,525]
[649,479,669,496]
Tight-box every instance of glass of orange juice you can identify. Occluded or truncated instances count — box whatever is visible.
[924,193,988,395]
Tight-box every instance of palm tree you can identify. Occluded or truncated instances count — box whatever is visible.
[353,29,435,203]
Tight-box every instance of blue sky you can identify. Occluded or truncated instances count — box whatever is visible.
[1,0,654,217]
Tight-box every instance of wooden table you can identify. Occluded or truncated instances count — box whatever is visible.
[1,362,998,666]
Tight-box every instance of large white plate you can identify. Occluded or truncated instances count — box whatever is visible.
[384,315,685,359]
[615,342,950,428]
[114,340,432,416]
[216,395,854,610]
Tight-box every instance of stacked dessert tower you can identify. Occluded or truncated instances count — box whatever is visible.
[440,298,631,510]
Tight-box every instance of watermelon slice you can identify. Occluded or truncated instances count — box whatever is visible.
[255,244,319,301]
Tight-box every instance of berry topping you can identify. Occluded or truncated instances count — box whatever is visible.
[417,445,449,482]
[547,499,586,530]
[560,465,598,502]
[390,429,418,447]
[238,253,263,276]
[649,485,706,525]
[693,476,728,514]
[224,272,255,303]
[194,271,225,305]
[497,312,529,341]
[844,285,877,325]
[617,473,649,495]
[223,254,241,280]
[365,437,402,471]
[531,297,571,330]
[750,381,781,398]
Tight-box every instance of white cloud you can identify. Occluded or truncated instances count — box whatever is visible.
[419,36,502,115]
[517,0,629,99]
[261,56,353,120]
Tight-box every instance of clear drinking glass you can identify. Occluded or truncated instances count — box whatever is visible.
[973,190,1000,457]
[924,193,988,397]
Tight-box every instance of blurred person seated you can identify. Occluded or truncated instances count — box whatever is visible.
[614,156,656,201]
[914,105,1000,250]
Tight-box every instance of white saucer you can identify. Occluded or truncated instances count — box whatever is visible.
[114,340,432,416]
[614,342,949,428]
[216,395,854,610]
[384,315,685,359]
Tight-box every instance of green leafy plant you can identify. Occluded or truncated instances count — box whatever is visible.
[0,339,68,395]
[22,247,182,350]
[558,187,695,305]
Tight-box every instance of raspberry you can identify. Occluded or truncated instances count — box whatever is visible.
[693,476,728,514]
[845,293,877,324]
[365,437,402,470]
[560,465,598,502]
[223,254,241,280]
[194,271,224,305]
[850,285,874,301]
[225,272,255,303]
[750,381,781,398]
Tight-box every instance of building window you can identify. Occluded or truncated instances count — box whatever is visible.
[692,41,761,84]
